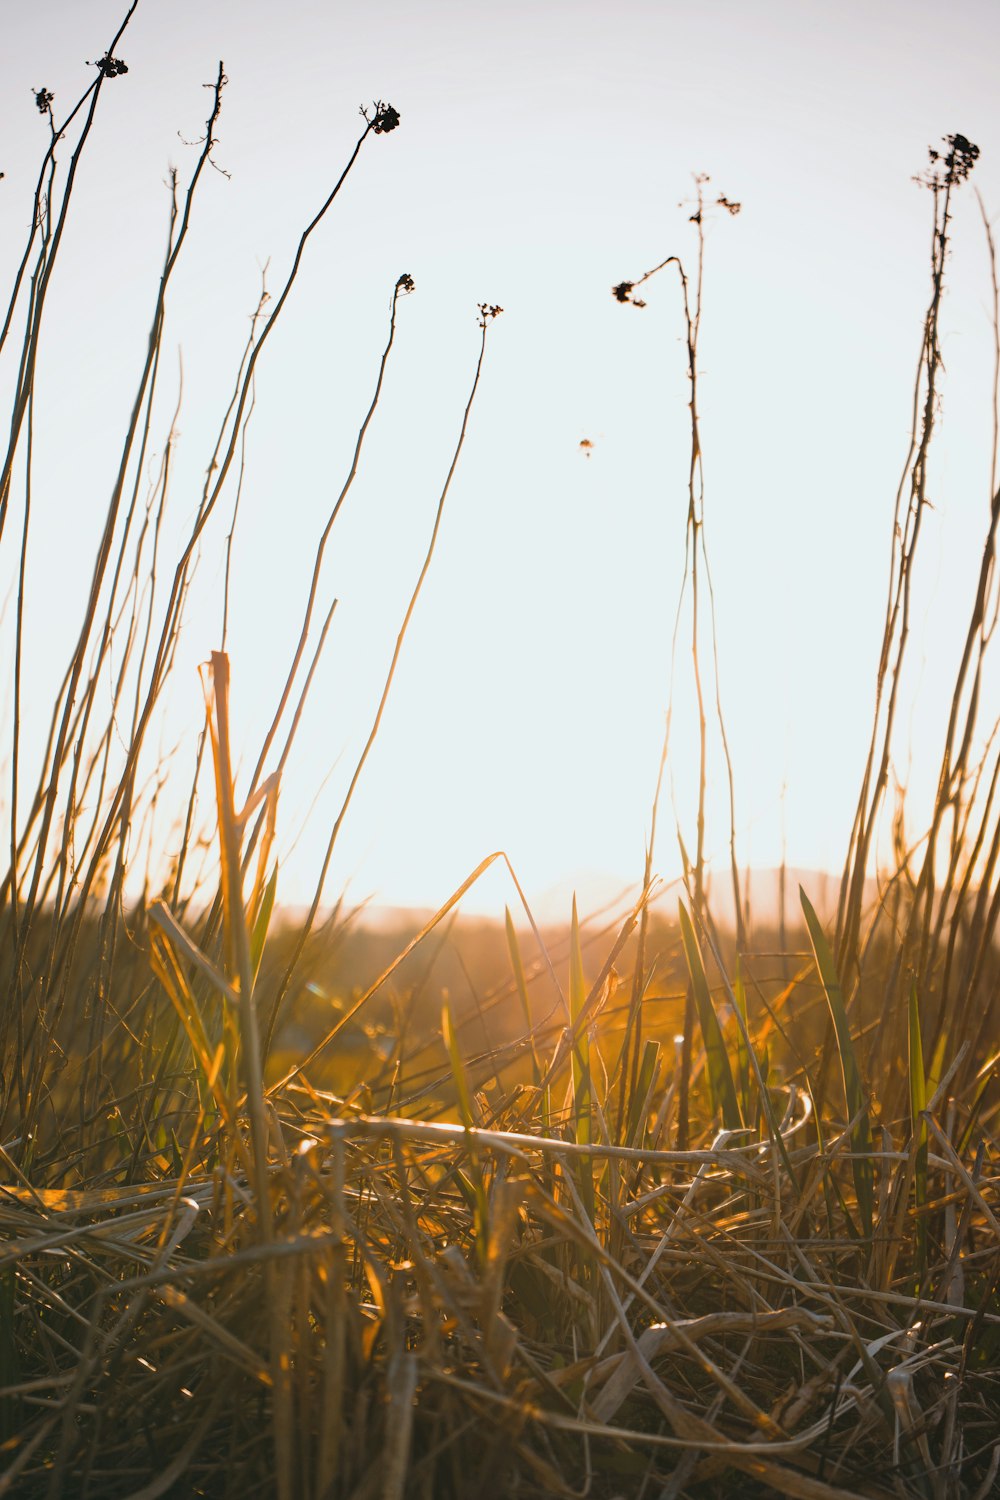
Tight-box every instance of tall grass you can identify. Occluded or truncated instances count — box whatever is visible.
[0,16,998,1500]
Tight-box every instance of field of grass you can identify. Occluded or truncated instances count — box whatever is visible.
[0,11,998,1499]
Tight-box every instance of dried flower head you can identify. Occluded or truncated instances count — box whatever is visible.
[396,272,415,294]
[922,133,980,189]
[34,88,54,114]
[612,281,646,308]
[717,194,741,215]
[477,302,503,327]
[362,101,400,134]
[92,54,129,79]
[944,132,979,183]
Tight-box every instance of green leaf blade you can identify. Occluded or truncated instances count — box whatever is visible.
[678,902,741,1132]
[800,886,873,1236]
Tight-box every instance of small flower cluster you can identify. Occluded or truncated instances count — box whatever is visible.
[921,133,980,189]
[34,87,54,114]
[375,104,400,133]
[611,281,646,308]
[362,101,401,134]
[939,133,980,184]
[396,272,415,294]
[690,192,741,225]
[93,54,129,79]
[478,302,503,327]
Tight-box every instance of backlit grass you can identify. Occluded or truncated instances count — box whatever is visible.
[0,13,997,1499]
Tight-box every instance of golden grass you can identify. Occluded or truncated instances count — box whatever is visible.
[0,13,997,1498]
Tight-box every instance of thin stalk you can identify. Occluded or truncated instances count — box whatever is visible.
[263,307,501,1056]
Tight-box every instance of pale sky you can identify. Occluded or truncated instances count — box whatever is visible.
[2,1,1000,917]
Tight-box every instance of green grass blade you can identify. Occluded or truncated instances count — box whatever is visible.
[927,1030,948,1101]
[694,919,798,1189]
[755,1046,770,1136]
[907,980,927,1138]
[442,1000,488,1264]
[505,905,541,1087]
[678,902,741,1131]
[908,980,928,1275]
[626,1038,661,1148]
[569,896,591,1148]
[569,896,596,1224]
[800,886,873,1237]
[733,956,751,1122]
[442,1000,475,1134]
[250,864,278,984]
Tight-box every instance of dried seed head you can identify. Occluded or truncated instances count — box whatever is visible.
[372,102,400,134]
[92,54,129,79]
[921,132,981,188]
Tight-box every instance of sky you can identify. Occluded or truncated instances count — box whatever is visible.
[2,1,1000,919]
